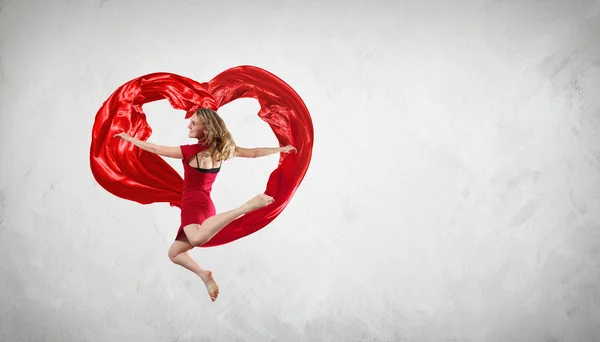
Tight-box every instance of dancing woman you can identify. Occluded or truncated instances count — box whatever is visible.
[114,108,296,301]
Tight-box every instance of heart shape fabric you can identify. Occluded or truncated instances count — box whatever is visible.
[90,65,313,247]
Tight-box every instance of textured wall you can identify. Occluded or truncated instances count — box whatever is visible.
[1,0,599,341]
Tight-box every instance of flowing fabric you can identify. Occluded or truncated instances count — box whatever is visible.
[89,65,313,247]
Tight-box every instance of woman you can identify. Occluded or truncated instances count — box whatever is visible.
[114,108,296,301]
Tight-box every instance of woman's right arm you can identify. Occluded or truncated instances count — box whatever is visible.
[155,146,184,159]
[114,132,183,159]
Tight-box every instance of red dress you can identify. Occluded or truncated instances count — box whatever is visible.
[176,144,221,241]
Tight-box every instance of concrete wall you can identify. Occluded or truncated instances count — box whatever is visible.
[1,0,599,340]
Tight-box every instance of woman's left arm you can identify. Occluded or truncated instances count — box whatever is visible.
[253,145,297,158]
[234,145,297,158]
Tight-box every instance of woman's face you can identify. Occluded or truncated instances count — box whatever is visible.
[188,115,205,139]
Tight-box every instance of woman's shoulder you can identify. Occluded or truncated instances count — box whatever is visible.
[182,143,208,150]
[180,143,209,158]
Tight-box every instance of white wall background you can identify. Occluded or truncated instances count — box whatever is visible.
[1,0,599,341]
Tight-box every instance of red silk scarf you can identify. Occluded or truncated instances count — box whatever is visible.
[89,65,313,247]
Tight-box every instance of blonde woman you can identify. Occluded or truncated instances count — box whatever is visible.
[114,108,296,301]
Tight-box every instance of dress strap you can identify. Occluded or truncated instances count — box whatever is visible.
[195,153,199,168]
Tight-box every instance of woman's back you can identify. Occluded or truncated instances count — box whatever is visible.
[187,149,223,170]
[180,144,221,193]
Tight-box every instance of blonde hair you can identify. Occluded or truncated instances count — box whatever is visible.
[195,108,236,161]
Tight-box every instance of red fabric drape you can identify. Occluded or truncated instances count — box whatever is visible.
[89,65,313,247]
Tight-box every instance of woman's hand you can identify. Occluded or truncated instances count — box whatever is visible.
[111,131,158,153]
[281,145,297,153]
[113,132,131,141]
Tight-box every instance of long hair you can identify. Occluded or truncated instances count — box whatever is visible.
[195,108,236,161]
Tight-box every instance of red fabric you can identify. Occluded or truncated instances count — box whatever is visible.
[177,144,218,240]
[89,65,313,247]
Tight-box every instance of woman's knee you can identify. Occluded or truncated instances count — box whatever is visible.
[168,239,193,261]
[168,246,179,261]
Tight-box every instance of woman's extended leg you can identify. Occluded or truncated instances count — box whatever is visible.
[183,193,274,247]
[168,238,219,301]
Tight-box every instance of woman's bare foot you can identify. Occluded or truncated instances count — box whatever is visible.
[242,194,274,213]
[199,270,219,302]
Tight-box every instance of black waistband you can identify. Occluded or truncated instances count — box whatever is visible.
[194,167,220,173]
[195,153,221,173]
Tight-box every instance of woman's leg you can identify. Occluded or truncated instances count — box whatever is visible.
[183,193,274,247]
[168,239,203,276]
[168,237,219,301]
[174,194,273,301]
